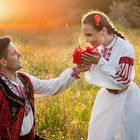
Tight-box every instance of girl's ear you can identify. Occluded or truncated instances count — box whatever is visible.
[0,58,7,67]
[102,27,107,35]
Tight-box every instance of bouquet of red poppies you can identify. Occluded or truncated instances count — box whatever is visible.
[72,46,98,65]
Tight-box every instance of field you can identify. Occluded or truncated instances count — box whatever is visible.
[1,25,140,140]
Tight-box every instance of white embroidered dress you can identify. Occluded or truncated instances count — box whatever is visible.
[85,36,140,140]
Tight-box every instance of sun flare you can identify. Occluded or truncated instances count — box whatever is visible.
[0,3,10,19]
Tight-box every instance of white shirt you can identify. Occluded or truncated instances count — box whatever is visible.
[15,68,77,136]
[85,37,140,140]
[85,36,135,90]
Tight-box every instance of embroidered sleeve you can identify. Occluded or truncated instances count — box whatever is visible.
[115,57,134,85]
[95,46,135,89]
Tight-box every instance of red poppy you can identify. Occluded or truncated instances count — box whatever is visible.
[72,46,98,65]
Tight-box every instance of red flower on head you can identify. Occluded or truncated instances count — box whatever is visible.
[93,14,101,27]
[72,46,98,65]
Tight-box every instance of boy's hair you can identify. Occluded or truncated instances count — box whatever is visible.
[0,36,11,58]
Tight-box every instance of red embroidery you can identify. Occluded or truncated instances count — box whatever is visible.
[119,57,134,65]
[15,85,24,98]
[102,47,113,61]
[115,57,134,84]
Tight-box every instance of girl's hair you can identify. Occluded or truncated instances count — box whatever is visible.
[0,36,11,58]
[82,11,125,39]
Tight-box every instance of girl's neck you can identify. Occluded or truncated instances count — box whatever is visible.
[103,34,115,47]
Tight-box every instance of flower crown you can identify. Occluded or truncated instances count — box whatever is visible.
[93,14,101,27]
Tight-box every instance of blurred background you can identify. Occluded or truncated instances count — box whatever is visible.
[0,0,140,139]
[0,0,139,29]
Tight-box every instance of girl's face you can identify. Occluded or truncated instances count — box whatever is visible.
[82,23,106,48]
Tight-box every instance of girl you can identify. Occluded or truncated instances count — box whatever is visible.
[81,10,140,140]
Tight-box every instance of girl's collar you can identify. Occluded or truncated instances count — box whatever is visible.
[104,35,117,49]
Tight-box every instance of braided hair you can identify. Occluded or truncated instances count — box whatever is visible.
[82,11,125,39]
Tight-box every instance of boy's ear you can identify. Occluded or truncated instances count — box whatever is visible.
[0,58,7,67]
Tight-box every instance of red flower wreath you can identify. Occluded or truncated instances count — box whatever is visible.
[72,46,98,65]
[93,14,101,27]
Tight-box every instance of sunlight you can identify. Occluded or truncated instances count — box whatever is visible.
[0,0,80,29]
[0,3,10,19]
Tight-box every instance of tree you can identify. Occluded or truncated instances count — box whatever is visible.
[109,0,140,28]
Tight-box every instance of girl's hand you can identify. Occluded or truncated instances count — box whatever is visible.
[81,52,101,65]
[73,64,91,74]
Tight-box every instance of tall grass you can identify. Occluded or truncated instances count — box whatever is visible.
[1,25,140,139]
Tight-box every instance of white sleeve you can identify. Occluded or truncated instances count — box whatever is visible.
[25,68,78,97]
[95,48,134,89]
[85,45,135,90]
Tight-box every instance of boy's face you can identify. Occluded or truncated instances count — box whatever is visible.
[4,42,22,72]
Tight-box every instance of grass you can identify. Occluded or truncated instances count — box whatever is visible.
[1,24,140,139]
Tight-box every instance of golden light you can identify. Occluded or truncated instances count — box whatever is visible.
[0,0,78,29]
[0,3,10,19]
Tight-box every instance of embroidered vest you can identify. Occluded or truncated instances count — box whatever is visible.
[0,72,34,140]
